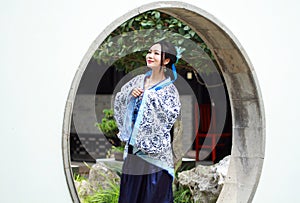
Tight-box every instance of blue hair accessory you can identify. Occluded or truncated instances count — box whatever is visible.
[175,46,185,63]
[155,46,185,90]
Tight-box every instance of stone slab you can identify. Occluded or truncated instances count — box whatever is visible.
[232,127,266,158]
[231,99,264,128]
[223,72,258,100]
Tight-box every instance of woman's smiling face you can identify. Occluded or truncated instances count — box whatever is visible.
[146,43,162,69]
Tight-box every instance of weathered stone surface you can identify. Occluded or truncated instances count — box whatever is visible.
[178,156,230,203]
[172,120,184,164]
[160,8,220,31]
[179,95,195,156]
[204,30,236,49]
[88,162,120,190]
[217,182,255,203]
[74,179,92,198]
[214,49,248,74]
[63,2,265,203]
[232,99,263,128]
[232,127,265,158]
[223,72,258,100]
[220,157,264,202]
[224,157,264,186]
[71,94,112,134]
[74,162,120,200]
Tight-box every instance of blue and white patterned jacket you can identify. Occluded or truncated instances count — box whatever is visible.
[114,72,181,177]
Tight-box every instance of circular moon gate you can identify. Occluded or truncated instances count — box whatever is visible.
[62,1,265,202]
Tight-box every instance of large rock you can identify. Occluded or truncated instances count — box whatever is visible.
[74,179,92,198]
[74,162,120,199]
[88,162,120,191]
[178,156,230,203]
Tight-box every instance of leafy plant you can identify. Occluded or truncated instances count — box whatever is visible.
[76,169,120,203]
[96,109,118,138]
[74,173,87,182]
[173,161,195,202]
[174,185,193,203]
[111,145,125,153]
[93,10,217,76]
[83,179,120,203]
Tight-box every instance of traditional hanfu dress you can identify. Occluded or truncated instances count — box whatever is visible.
[114,71,181,203]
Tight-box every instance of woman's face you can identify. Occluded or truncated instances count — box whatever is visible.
[146,43,162,70]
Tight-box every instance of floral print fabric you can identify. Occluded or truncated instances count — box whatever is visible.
[114,73,181,172]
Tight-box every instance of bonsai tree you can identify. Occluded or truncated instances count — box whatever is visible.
[96,109,121,146]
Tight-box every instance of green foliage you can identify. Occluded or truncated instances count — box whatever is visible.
[173,162,194,202]
[77,170,120,203]
[95,109,118,138]
[73,161,194,202]
[83,180,120,203]
[111,145,125,153]
[93,10,217,75]
[174,185,193,203]
[74,173,87,182]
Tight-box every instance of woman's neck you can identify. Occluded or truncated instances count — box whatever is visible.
[149,69,165,83]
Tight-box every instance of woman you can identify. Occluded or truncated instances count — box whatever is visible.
[114,40,181,203]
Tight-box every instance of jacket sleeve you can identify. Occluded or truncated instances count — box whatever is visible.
[135,84,181,154]
[113,75,142,138]
[160,85,181,131]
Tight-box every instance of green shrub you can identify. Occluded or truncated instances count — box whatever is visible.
[96,109,119,138]
[83,180,120,203]
[174,185,193,203]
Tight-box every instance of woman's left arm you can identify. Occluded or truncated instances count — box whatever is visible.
[161,85,181,127]
[135,85,181,154]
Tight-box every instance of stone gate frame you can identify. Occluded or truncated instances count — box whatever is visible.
[62,1,266,202]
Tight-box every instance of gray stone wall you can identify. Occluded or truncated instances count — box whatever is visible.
[71,94,195,160]
[71,94,194,141]
[71,94,112,134]
[63,2,265,203]
[180,95,195,154]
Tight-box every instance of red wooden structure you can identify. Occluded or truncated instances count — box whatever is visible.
[194,103,231,162]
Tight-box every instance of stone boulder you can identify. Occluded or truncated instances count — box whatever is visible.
[178,155,230,203]
[74,162,120,200]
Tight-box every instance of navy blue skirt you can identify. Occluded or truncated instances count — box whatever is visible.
[118,154,174,203]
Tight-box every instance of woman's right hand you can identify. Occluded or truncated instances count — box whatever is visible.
[131,88,144,98]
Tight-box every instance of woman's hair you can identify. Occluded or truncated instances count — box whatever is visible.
[156,40,177,70]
